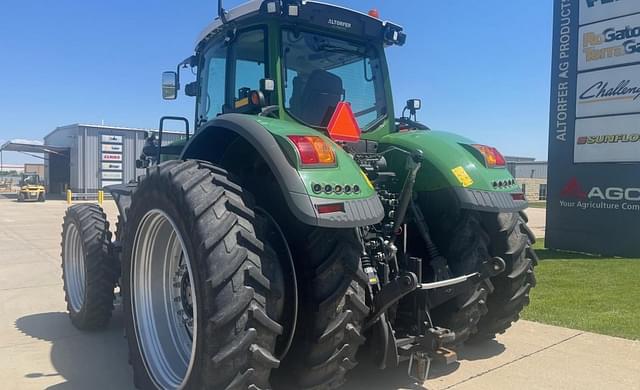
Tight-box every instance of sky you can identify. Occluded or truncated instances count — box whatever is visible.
[0,0,552,164]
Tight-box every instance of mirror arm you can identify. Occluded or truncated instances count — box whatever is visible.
[174,55,197,92]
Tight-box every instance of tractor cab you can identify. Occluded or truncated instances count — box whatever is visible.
[162,0,407,138]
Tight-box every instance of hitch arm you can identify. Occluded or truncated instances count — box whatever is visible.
[364,272,419,330]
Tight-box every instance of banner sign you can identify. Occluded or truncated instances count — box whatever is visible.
[101,162,123,171]
[547,0,640,257]
[576,64,640,117]
[579,0,640,25]
[101,171,123,180]
[99,133,124,188]
[579,13,640,71]
[101,135,123,144]
[101,144,123,153]
[102,153,122,162]
[101,180,123,188]
[574,114,640,163]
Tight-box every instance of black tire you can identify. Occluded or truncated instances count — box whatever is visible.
[38,193,45,202]
[275,227,369,390]
[427,211,491,344]
[122,160,285,390]
[17,193,24,202]
[472,211,537,340]
[61,204,117,330]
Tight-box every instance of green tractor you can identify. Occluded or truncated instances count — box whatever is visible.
[60,1,537,389]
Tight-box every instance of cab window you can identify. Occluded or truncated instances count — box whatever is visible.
[229,28,267,106]
[199,41,227,122]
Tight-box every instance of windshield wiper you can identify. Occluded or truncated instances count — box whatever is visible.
[314,42,366,56]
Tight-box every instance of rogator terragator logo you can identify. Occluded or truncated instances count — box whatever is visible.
[560,177,640,211]
[583,23,640,62]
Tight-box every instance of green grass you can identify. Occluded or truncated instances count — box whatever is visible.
[526,201,547,209]
[521,240,640,340]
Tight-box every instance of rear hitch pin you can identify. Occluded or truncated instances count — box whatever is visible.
[408,351,431,383]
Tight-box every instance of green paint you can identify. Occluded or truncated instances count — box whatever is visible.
[376,130,517,192]
[163,15,517,203]
[253,116,376,200]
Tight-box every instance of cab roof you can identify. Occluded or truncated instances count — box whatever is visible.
[196,0,405,50]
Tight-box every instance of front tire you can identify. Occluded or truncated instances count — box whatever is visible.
[122,160,284,390]
[61,204,117,330]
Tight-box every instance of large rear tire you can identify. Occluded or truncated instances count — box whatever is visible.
[61,204,117,330]
[472,211,537,340]
[426,211,491,344]
[122,160,285,390]
[275,227,369,390]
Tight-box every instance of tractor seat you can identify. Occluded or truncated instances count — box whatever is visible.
[289,69,344,127]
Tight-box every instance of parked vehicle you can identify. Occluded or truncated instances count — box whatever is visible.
[60,1,537,389]
[17,173,45,202]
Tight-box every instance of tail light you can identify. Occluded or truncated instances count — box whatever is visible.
[287,135,336,167]
[472,144,506,168]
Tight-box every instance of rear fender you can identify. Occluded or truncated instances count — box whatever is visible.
[379,130,527,213]
[180,114,384,228]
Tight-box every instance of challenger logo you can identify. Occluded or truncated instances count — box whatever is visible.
[579,80,640,103]
[559,178,640,211]
[576,133,640,144]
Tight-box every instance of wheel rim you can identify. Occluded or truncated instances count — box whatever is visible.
[131,209,198,390]
[63,223,85,312]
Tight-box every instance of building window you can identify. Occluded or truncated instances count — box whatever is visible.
[539,184,547,201]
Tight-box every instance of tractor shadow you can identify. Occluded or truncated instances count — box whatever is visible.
[15,310,506,390]
[345,340,506,389]
[15,310,135,390]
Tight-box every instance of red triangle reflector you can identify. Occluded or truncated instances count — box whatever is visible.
[327,102,361,142]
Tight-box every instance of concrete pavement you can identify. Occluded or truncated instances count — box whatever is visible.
[0,197,637,390]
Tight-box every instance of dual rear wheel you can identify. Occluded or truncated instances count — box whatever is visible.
[61,159,536,389]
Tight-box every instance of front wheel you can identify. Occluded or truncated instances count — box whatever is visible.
[122,160,285,390]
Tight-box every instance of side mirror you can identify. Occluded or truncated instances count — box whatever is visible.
[162,71,178,100]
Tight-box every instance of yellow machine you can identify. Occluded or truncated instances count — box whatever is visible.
[17,173,45,202]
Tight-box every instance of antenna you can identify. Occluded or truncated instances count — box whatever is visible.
[218,0,227,23]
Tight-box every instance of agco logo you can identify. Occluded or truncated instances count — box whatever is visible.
[586,0,621,7]
[560,178,640,210]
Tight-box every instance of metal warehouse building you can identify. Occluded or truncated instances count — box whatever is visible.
[45,124,185,195]
[2,124,185,196]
